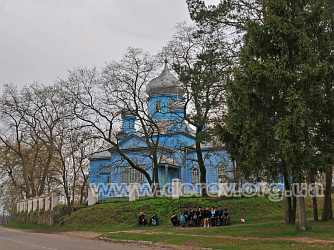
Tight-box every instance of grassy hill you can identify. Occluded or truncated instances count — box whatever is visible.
[58,196,299,231]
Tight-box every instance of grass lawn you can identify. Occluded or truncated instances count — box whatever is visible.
[6,196,334,249]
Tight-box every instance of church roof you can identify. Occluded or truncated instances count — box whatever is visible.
[146,62,185,97]
[90,150,110,159]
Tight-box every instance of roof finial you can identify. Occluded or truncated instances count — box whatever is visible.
[163,58,168,72]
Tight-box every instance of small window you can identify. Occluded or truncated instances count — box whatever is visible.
[106,176,110,184]
[192,166,200,184]
[154,100,161,113]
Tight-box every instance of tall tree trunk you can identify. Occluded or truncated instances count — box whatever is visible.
[292,190,297,223]
[310,174,318,222]
[195,140,207,197]
[298,195,307,231]
[330,197,333,220]
[79,177,88,204]
[38,150,53,196]
[312,196,319,222]
[282,162,294,224]
[322,168,333,221]
[295,176,307,231]
[151,154,161,198]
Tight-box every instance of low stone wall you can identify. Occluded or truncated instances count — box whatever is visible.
[15,206,87,226]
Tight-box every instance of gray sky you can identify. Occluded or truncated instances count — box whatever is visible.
[0,0,220,92]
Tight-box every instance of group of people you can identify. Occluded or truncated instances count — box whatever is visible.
[138,206,231,228]
[138,212,159,226]
[171,206,231,227]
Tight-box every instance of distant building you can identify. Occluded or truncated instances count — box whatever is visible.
[89,62,231,198]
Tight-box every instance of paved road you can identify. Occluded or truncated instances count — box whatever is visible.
[0,227,155,250]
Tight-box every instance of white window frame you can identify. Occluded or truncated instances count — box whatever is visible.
[154,100,161,113]
[192,165,200,184]
[121,167,145,183]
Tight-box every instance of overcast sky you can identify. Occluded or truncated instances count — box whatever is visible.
[0,0,220,92]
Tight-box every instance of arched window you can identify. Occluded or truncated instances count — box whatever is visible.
[217,162,227,182]
[217,162,225,175]
[154,100,161,113]
[192,166,200,184]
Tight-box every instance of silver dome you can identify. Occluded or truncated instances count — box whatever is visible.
[146,62,185,97]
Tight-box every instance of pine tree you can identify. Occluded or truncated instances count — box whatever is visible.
[219,0,334,230]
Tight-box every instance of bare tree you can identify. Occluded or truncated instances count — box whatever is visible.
[161,23,231,196]
[0,84,54,198]
[60,48,181,196]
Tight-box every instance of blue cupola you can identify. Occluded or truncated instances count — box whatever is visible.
[121,109,136,135]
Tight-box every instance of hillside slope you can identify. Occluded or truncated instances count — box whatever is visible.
[58,197,290,232]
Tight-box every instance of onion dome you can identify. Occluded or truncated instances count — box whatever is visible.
[146,61,185,97]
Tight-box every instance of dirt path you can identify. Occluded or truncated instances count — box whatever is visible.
[55,231,102,240]
[108,230,334,245]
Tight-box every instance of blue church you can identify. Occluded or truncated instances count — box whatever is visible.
[89,63,232,197]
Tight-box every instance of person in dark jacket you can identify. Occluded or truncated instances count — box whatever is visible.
[203,207,211,227]
[171,212,180,226]
[195,207,203,227]
[223,208,230,226]
[150,213,159,226]
[138,212,147,226]
[216,206,223,226]
[189,208,195,227]
[182,207,189,227]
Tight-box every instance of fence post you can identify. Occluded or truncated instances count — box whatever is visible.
[28,198,33,213]
[39,195,45,211]
[51,191,60,211]
[218,182,228,197]
[172,178,182,199]
[129,183,139,201]
[88,184,99,206]
[16,202,20,213]
[33,196,39,212]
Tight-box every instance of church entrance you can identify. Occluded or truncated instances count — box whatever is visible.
[159,165,180,195]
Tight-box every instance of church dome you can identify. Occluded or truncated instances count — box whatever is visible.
[146,62,185,97]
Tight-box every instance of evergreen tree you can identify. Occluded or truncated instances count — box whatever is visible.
[217,0,334,230]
